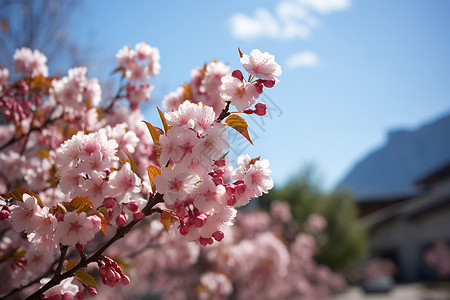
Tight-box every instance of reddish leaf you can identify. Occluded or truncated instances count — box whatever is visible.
[147,165,161,194]
[160,209,178,232]
[142,121,162,146]
[157,107,170,134]
[238,47,244,58]
[225,115,253,145]
[1,188,44,208]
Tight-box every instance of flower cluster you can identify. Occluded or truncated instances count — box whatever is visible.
[51,67,101,115]
[0,45,281,299]
[13,47,49,77]
[116,42,160,110]
[162,49,281,117]
[153,100,273,246]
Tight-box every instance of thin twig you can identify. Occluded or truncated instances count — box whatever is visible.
[24,193,164,300]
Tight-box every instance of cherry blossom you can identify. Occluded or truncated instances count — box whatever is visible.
[240,49,282,81]
[220,74,259,111]
[54,211,101,246]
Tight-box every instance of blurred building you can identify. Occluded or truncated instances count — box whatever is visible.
[359,162,450,282]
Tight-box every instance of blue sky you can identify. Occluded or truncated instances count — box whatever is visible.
[70,0,450,189]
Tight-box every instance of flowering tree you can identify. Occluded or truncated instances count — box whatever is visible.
[0,43,280,299]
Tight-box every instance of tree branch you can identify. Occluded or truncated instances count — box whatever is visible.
[23,193,164,300]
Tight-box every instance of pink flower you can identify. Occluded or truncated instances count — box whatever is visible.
[240,49,282,81]
[116,46,136,67]
[13,47,49,77]
[220,74,259,111]
[243,159,274,197]
[126,83,153,110]
[9,194,45,234]
[54,211,101,245]
[154,165,200,205]
[304,214,327,235]
[106,163,141,203]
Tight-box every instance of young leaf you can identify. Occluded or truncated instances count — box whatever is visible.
[69,196,94,213]
[225,115,253,145]
[147,165,161,194]
[121,149,137,173]
[1,188,45,208]
[75,269,98,289]
[142,121,162,146]
[157,107,170,134]
[160,209,178,232]
[238,47,244,58]
[246,156,261,170]
[65,260,78,271]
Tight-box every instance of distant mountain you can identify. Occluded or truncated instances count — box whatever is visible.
[337,112,450,201]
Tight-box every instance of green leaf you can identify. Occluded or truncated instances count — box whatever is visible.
[1,188,44,208]
[75,269,98,289]
[225,115,253,145]
[147,165,161,195]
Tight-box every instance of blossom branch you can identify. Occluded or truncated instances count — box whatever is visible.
[0,112,63,151]
[24,193,164,300]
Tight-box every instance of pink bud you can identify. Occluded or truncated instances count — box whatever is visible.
[105,209,114,221]
[243,109,254,114]
[214,169,225,177]
[179,223,189,236]
[103,197,115,209]
[121,275,130,286]
[254,82,264,94]
[215,159,226,167]
[127,200,139,212]
[254,102,267,116]
[75,291,85,299]
[212,176,223,185]
[227,196,236,206]
[133,211,145,220]
[225,185,235,195]
[235,184,246,195]
[0,210,9,221]
[213,231,225,242]
[106,269,115,281]
[115,214,127,227]
[199,237,208,247]
[194,214,207,228]
[263,79,275,88]
[231,70,244,81]
[55,212,64,222]
[87,286,97,297]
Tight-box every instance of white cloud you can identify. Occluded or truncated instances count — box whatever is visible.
[229,0,350,40]
[297,0,351,14]
[286,51,319,69]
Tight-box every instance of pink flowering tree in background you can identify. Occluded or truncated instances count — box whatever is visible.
[0,43,287,299]
[0,43,348,300]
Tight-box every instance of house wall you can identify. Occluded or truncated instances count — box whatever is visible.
[369,198,450,282]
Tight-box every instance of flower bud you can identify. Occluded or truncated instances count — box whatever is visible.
[254,102,267,116]
[127,200,139,212]
[103,197,115,209]
[231,70,244,81]
[115,213,127,227]
[254,82,264,94]
[213,231,225,242]
[133,211,145,220]
[215,159,226,167]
